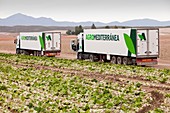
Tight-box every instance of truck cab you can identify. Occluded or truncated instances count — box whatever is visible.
[70,33,85,59]
[14,35,20,54]
[71,33,83,52]
[70,39,77,51]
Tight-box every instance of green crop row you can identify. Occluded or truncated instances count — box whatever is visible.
[0,61,152,113]
[0,53,170,84]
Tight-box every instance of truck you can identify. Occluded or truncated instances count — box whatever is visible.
[71,28,159,65]
[14,32,61,57]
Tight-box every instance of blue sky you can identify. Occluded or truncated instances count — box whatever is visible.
[0,0,170,22]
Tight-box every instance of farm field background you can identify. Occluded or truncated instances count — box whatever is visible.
[0,28,170,112]
[0,53,170,112]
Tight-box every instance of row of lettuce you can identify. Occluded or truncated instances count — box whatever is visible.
[0,61,152,112]
[0,53,170,84]
[0,53,170,112]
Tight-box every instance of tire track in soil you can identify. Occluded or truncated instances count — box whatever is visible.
[137,91,164,113]
[1,60,167,112]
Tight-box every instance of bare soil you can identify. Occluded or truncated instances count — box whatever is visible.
[137,91,164,113]
[59,35,76,59]
[0,33,17,54]
[159,28,170,61]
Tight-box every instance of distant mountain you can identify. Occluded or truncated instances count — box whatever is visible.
[0,13,57,26]
[108,21,121,26]
[120,19,168,26]
[0,13,170,26]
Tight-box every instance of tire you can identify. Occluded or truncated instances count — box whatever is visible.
[77,53,83,60]
[89,54,94,62]
[21,50,29,55]
[20,50,25,55]
[123,57,128,65]
[33,51,37,56]
[16,49,20,54]
[101,55,106,62]
[37,51,42,56]
[24,50,29,55]
[117,57,122,64]
[110,56,117,64]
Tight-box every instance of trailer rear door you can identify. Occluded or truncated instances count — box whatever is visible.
[148,30,159,56]
[137,30,148,56]
[137,29,159,57]
[44,32,61,51]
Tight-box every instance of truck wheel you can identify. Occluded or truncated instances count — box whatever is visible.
[123,57,128,65]
[110,56,117,64]
[78,53,83,60]
[24,50,29,55]
[37,51,42,56]
[89,54,94,62]
[33,51,37,56]
[117,57,122,64]
[20,50,25,55]
[16,49,20,54]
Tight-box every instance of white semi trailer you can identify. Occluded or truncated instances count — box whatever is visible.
[71,28,159,65]
[15,32,61,56]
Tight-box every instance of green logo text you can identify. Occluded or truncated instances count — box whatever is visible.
[86,34,119,41]
[21,36,37,40]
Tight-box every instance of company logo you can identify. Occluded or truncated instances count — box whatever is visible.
[46,35,52,41]
[86,34,119,41]
[138,33,146,41]
[21,36,37,40]
[124,33,136,54]
[124,32,146,55]
[39,36,45,49]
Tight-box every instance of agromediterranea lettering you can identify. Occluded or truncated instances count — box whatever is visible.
[21,36,38,41]
[86,34,120,41]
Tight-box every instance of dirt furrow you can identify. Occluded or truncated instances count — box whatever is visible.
[137,91,164,113]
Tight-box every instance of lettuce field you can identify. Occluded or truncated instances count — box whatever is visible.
[0,53,170,112]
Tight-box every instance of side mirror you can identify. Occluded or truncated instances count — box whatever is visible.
[14,39,17,44]
[70,40,77,51]
[72,45,77,51]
